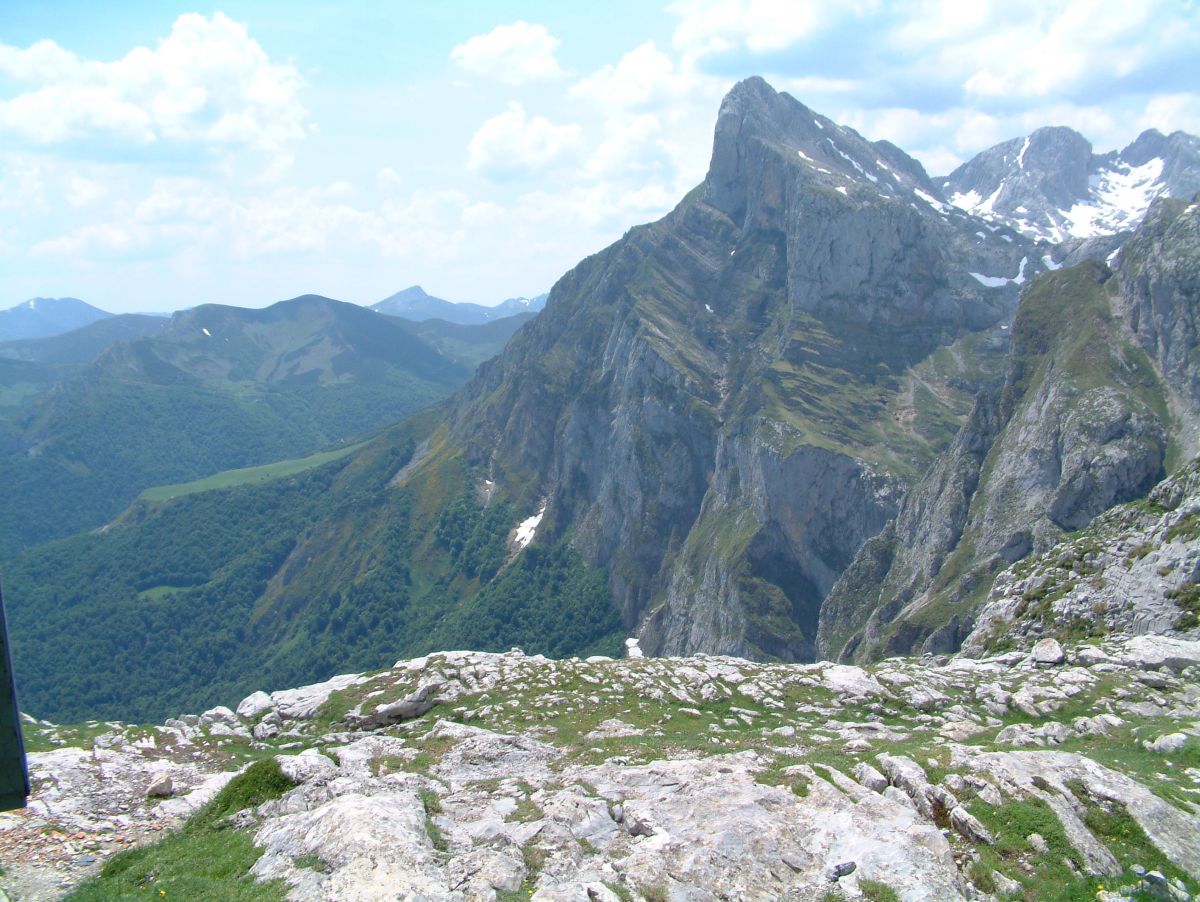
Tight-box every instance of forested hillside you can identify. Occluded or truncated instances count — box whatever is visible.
[0,296,470,554]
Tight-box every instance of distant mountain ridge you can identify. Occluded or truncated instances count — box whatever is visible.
[938,126,1200,242]
[372,285,547,324]
[0,314,168,366]
[0,295,473,553]
[0,297,111,342]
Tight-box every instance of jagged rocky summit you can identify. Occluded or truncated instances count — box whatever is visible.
[6,631,1199,901]
[939,125,1200,242]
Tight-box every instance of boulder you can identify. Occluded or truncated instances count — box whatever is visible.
[199,705,239,727]
[853,762,889,793]
[1124,636,1200,672]
[950,806,993,845]
[1145,733,1189,754]
[348,681,445,730]
[1030,638,1065,666]
[146,773,173,798]
[821,664,888,699]
[276,749,339,785]
[236,690,274,720]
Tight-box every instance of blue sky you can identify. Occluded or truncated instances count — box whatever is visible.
[2,1,1198,313]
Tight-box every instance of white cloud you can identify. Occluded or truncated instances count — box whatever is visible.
[585,114,670,179]
[462,201,505,228]
[229,187,372,258]
[569,41,728,192]
[450,21,564,85]
[0,157,49,212]
[133,177,225,223]
[467,103,583,180]
[1137,94,1200,138]
[66,174,106,207]
[372,189,475,260]
[30,221,192,261]
[885,0,1198,106]
[670,0,864,58]
[571,42,691,113]
[0,12,307,153]
[376,167,404,190]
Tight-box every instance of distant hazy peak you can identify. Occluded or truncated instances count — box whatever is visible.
[5,296,99,313]
[373,285,546,325]
[0,296,111,342]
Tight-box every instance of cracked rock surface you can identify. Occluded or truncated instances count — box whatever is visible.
[4,634,1199,901]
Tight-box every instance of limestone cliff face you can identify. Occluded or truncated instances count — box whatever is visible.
[449,77,1032,659]
[1115,196,1200,461]
[821,198,1200,662]
[962,456,1200,655]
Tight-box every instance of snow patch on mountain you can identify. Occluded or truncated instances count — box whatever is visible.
[970,256,1028,288]
[514,505,546,549]
[1060,158,1165,239]
[913,188,950,214]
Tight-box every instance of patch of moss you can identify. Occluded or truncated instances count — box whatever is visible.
[859,879,901,902]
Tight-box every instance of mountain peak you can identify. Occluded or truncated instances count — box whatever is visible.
[941,122,1200,241]
[706,79,940,224]
[0,296,111,342]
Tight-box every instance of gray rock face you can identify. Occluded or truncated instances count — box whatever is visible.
[940,126,1200,241]
[962,459,1200,655]
[1115,196,1200,461]
[821,195,1195,662]
[941,127,1092,226]
[446,76,1032,661]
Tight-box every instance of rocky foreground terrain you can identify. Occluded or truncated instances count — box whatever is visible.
[1,627,1198,901]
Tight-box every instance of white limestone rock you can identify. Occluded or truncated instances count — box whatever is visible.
[1030,638,1065,666]
[821,664,889,699]
[252,791,451,901]
[1145,732,1189,754]
[1124,636,1200,672]
[272,673,370,721]
[276,749,340,785]
[146,772,173,798]
[236,690,275,720]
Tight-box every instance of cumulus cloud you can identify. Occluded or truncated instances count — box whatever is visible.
[0,157,49,212]
[670,0,842,58]
[467,103,583,180]
[0,12,308,153]
[585,114,671,179]
[66,175,106,207]
[571,42,686,112]
[1137,93,1200,137]
[30,221,194,261]
[376,167,404,191]
[451,21,565,85]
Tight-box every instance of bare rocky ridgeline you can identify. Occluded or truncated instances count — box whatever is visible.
[2,632,1198,901]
